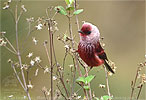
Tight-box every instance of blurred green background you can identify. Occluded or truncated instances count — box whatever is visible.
[0,0,145,100]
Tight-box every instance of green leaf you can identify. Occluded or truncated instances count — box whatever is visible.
[66,6,74,11]
[85,75,95,84]
[76,77,85,83]
[101,95,112,100]
[83,86,90,90]
[54,6,67,15]
[65,0,70,5]
[69,0,74,5]
[65,0,74,5]
[73,9,83,15]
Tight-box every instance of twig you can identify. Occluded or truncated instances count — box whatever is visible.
[104,66,111,97]
[4,46,17,55]
[137,84,143,100]
[15,4,31,100]
[62,50,68,76]
[11,63,25,90]
[130,67,140,100]
[85,67,92,100]
[71,55,76,96]
[46,11,54,100]
[57,84,68,100]
[59,78,70,97]
[74,0,80,30]
[2,34,17,53]
[67,13,82,77]
[43,42,51,66]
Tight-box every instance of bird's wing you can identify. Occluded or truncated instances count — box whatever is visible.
[95,42,115,74]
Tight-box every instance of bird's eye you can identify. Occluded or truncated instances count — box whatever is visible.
[86,31,91,34]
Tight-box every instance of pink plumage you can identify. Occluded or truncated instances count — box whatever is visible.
[78,22,114,73]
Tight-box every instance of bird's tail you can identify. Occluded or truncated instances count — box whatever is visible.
[104,60,115,74]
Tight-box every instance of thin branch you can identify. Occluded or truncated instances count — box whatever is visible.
[4,46,17,55]
[57,84,68,100]
[104,66,111,97]
[137,84,143,100]
[68,11,82,77]
[11,63,25,90]
[74,0,80,30]
[59,78,70,97]
[2,34,17,53]
[15,4,31,100]
[43,42,51,66]
[46,12,54,100]
[130,67,140,100]
[62,50,68,73]
[17,10,23,22]
[85,67,92,100]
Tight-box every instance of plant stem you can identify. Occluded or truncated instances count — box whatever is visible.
[11,63,25,90]
[67,14,82,77]
[43,42,51,66]
[2,34,17,53]
[104,66,111,97]
[15,4,31,100]
[85,67,92,100]
[48,19,53,100]
[57,84,68,100]
[74,0,80,30]
[137,84,143,100]
[130,67,140,100]
[4,46,17,54]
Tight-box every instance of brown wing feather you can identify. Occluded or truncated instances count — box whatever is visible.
[96,42,115,74]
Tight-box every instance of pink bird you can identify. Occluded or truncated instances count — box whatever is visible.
[78,22,114,74]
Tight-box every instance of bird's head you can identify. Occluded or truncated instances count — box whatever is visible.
[78,22,100,42]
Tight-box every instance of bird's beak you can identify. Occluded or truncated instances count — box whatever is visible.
[78,30,84,34]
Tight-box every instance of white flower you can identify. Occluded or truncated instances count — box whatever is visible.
[44,68,49,73]
[36,24,43,30]
[108,72,113,76]
[3,4,9,9]
[27,52,33,58]
[76,96,81,99]
[8,95,13,98]
[27,81,33,89]
[32,37,38,45]
[0,38,7,46]
[64,45,70,49]
[21,5,27,12]
[47,89,51,96]
[145,54,146,58]
[30,60,35,66]
[24,96,27,99]
[8,0,12,3]
[54,26,59,31]
[53,76,57,80]
[34,56,41,63]
[99,84,105,88]
[26,17,34,22]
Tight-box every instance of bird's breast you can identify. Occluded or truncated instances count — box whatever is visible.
[78,42,98,66]
[78,42,96,57]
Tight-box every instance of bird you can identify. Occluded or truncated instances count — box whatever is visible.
[78,22,114,74]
